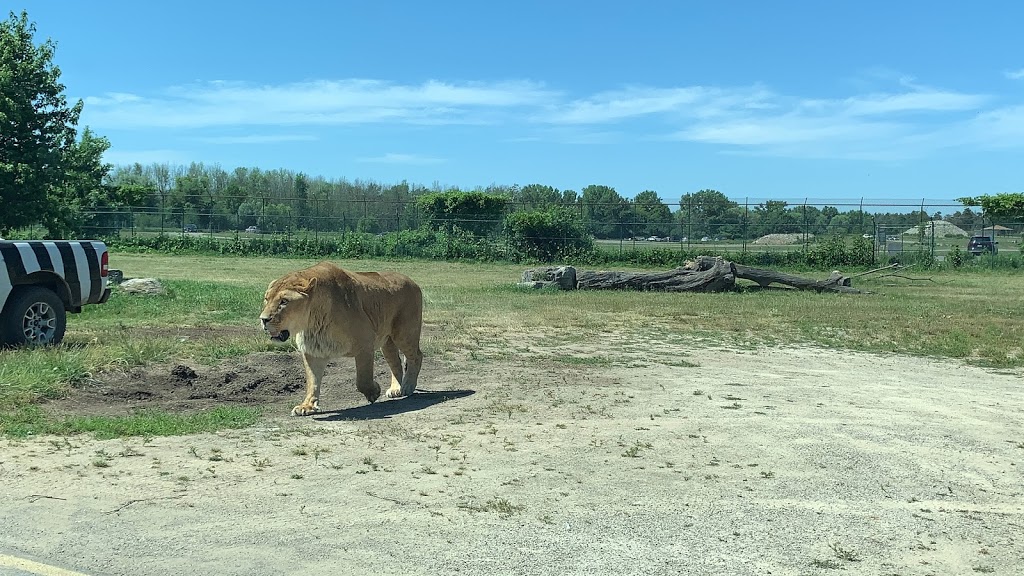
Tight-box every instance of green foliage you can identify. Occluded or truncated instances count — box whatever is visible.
[416,190,509,236]
[581,184,629,239]
[504,206,594,262]
[631,190,674,237]
[806,234,874,268]
[947,244,965,268]
[679,189,740,239]
[1,11,82,235]
[958,193,1024,221]
[0,11,114,238]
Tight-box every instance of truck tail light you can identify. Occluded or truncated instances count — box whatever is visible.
[101,251,109,277]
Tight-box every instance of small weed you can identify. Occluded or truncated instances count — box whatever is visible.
[760,470,776,479]
[91,458,110,468]
[555,423,567,429]
[292,447,308,456]
[252,457,271,470]
[621,440,653,458]
[829,542,861,562]
[290,474,304,480]
[539,514,554,525]
[721,402,742,410]
[692,389,705,396]
[458,497,525,518]
[421,466,437,475]
[972,566,995,573]
[810,558,842,569]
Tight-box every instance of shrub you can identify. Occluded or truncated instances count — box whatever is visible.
[504,207,594,262]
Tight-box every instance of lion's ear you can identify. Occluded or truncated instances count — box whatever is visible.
[297,277,316,295]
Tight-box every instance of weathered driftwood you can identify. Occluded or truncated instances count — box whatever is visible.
[521,256,863,294]
[577,257,735,292]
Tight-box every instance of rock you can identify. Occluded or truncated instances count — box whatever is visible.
[107,269,124,284]
[119,278,166,295]
[520,266,577,290]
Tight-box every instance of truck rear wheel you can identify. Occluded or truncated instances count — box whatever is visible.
[0,286,67,346]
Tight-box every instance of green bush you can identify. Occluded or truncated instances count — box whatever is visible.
[503,207,594,262]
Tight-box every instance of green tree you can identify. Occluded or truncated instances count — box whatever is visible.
[678,189,738,239]
[631,190,673,237]
[957,193,1024,222]
[515,184,564,210]
[1,10,108,237]
[581,184,628,239]
[750,200,800,237]
[42,127,111,236]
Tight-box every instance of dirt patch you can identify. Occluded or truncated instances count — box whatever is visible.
[2,340,1023,575]
[47,351,442,416]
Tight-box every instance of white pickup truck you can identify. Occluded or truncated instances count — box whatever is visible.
[0,240,112,346]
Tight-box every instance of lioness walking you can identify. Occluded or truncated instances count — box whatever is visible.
[259,262,424,416]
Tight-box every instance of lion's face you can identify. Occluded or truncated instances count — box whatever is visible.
[259,281,312,342]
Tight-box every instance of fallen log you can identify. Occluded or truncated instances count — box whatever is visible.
[521,257,864,294]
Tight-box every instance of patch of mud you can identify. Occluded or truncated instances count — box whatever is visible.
[46,352,437,417]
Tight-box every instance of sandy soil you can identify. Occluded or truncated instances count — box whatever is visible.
[1,335,1023,576]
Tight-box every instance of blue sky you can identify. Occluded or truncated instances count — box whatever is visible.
[15,0,1024,204]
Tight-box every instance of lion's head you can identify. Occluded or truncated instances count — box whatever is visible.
[259,275,316,342]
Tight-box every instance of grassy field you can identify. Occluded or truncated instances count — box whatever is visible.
[2,253,1022,436]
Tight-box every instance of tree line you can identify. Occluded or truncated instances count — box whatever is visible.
[0,10,1010,245]
[92,163,993,241]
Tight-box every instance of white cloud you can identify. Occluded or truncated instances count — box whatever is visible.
[78,74,1024,161]
[80,79,557,129]
[101,149,194,165]
[195,134,318,144]
[1004,68,1024,80]
[355,153,445,165]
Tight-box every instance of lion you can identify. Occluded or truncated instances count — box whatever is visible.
[259,261,424,416]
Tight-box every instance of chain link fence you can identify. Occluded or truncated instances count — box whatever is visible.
[79,197,1021,263]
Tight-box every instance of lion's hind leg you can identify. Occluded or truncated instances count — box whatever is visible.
[382,337,406,399]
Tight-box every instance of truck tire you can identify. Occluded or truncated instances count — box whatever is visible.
[0,286,67,346]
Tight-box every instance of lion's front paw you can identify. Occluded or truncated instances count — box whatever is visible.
[291,403,320,416]
[362,386,382,404]
[385,384,406,399]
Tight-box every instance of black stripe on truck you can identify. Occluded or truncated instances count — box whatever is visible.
[0,242,27,279]
[29,241,55,272]
[54,243,83,308]
[81,242,102,303]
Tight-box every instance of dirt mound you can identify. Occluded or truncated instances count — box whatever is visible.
[903,220,969,237]
[46,352,422,416]
[752,233,811,245]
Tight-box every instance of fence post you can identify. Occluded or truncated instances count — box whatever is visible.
[686,195,692,249]
[802,197,809,251]
[742,197,748,254]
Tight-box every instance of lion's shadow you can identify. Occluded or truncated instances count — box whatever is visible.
[313,389,475,422]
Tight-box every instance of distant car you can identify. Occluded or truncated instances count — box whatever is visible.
[967,235,997,256]
[646,236,659,242]
[245,226,259,233]
[183,224,198,233]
